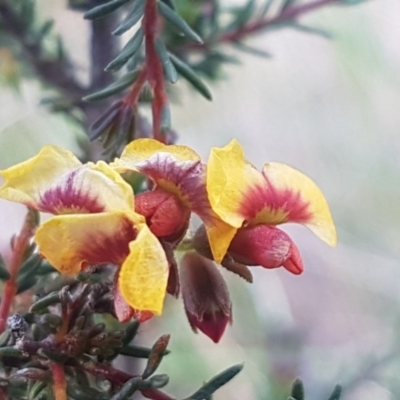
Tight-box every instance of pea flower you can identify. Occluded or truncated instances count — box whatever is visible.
[0,146,169,320]
[204,139,337,274]
[111,139,230,284]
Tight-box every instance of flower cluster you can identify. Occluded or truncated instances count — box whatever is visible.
[0,139,336,342]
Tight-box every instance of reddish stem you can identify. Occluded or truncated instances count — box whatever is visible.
[71,360,173,398]
[125,66,148,106]
[143,0,167,143]
[51,363,67,400]
[186,0,340,51]
[0,209,36,333]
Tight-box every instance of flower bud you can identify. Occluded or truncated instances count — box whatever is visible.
[135,189,190,244]
[180,251,232,343]
[228,225,304,275]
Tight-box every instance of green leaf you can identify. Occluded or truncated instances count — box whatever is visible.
[112,0,146,35]
[17,275,38,294]
[184,363,244,400]
[29,381,47,400]
[281,0,296,12]
[227,0,255,30]
[160,104,171,131]
[110,377,141,400]
[0,346,26,359]
[290,378,304,400]
[105,28,144,71]
[90,101,123,140]
[169,53,212,100]
[146,374,169,390]
[155,39,178,83]
[84,0,130,20]
[0,254,11,281]
[232,41,272,58]
[83,70,139,102]
[36,262,56,275]
[36,20,54,43]
[30,291,60,313]
[327,385,342,400]
[288,23,332,39]
[122,320,140,346]
[142,334,170,379]
[160,0,175,10]
[0,330,11,348]
[158,1,203,44]
[17,253,42,282]
[119,344,170,358]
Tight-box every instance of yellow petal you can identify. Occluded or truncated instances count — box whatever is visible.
[112,139,204,209]
[207,139,266,228]
[205,216,238,264]
[84,161,135,211]
[0,145,81,209]
[119,225,169,315]
[112,138,200,173]
[1,145,134,214]
[260,162,337,246]
[35,211,144,275]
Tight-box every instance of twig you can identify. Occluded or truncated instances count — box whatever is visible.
[0,209,37,333]
[50,363,67,400]
[185,0,340,51]
[0,3,84,99]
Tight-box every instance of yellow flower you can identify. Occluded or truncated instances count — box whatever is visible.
[205,139,337,273]
[0,145,169,317]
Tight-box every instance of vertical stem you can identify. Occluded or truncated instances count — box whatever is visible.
[143,0,167,142]
[0,209,37,333]
[51,363,67,400]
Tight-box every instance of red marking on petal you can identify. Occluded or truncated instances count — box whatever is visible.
[39,168,104,214]
[136,155,211,214]
[80,218,138,267]
[238,180,312,224]
[114,282,135,322]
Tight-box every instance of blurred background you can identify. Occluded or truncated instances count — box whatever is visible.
[1,0,399,399]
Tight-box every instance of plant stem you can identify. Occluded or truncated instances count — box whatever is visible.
[143,0,167,142]
[0,209,37,333]
[51,363,67,400]
[187,0,340,51]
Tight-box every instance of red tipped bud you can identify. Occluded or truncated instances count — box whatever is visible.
[181,251,232,343]
[135,189,190,244]
[228,225,304,275]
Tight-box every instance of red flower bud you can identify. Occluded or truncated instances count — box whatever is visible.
[180,251,232,343]
[135,188,190,244]
[228,225,304,275]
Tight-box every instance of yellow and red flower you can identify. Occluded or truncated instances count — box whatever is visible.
[0,145,169,321]
[204,139,337,274]
[111,139,234,257]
